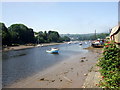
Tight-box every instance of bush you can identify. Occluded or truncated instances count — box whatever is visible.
[97,41,120,88]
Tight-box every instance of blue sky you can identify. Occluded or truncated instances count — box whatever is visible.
[2,2,118,34]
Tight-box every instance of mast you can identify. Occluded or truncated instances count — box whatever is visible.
[95,30,97,40]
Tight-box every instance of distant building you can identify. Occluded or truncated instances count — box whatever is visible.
[110,25,120,47]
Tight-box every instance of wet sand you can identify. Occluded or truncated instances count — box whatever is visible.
[4,48,102,88]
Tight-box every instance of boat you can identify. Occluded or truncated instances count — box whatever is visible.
[91,39,105,48]
[36,44,41,47]
[36,44,43,47]
[67,42,71,44]
[85,42,87,44]
[79,43,82,45]
[46,48,59,54]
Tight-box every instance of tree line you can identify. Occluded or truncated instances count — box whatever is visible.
[61,33,109,41]
[0,22,70,46]
[0,22,109,46]
[77,33,109,41]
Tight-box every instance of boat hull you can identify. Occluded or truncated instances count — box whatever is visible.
[46,50,59,54]
[91,43,103,48]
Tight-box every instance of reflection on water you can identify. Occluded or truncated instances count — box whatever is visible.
[2,42,90,86]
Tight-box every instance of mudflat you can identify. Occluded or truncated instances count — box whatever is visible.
[4,47,102,88]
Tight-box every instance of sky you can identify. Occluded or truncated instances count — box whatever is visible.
[1,2,118,34]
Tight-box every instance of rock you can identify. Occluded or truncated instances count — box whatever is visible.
[94,70,98,72]
[40,78,45,81]
[81,57,86,59]
[51,80,55,82]
[81,60,84,62]
[82,86,86,88]
[77,72,79,76]
[84,74,88,76]
[11,48,14,50]
[64,71,69,74]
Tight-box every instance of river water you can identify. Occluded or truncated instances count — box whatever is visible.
[2,42,90,87]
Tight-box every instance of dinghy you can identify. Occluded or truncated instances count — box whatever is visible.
[46,48,59,54]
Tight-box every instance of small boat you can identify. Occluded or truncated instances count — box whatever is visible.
[67,42,71,44]
[79,43,82,45]
[36,44,41,47]
[46,48,59,54]
[85,42,87,44]
[91,40,104,48]
[36,44,43,47]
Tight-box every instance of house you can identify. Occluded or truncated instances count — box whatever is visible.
[110,25,120,47]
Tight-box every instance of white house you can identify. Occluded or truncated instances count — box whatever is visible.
[110,25,120,47]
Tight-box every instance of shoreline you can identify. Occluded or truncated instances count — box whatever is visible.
[4,47,102,88]
[2,43,64,52]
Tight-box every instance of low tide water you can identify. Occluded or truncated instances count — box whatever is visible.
[2,42,90,86]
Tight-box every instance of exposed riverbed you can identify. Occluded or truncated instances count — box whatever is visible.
[3,42,98,88]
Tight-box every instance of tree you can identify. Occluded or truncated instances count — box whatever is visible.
[26,28,35,43]
[42,31,48,42]
[1,22,64,45]
[8,24,35,44]
[37,31,45,43]
[62,36,70,41]
[97,33,109,39]
[0,22,11,45]
[48,31,60,42]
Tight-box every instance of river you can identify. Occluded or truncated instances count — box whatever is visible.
[2,42,90,87]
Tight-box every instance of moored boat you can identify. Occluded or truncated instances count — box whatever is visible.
[79,43,82,45]
[36,44,41,47]
[46,48,59,54]
[67,42,71,44]
[91,39,105,48]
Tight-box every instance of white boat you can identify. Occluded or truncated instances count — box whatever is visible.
[67,42,71,44]
[79,43,82,45]
[85,42,87,44]
[36,44,43,47]
[36,44,41,47]
[46,48,59,54]
[91,40,104,48]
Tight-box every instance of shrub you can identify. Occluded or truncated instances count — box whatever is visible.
[97,41,120,88]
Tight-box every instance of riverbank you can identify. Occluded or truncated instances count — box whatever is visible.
[4,47,102,88]
[82,46,102,88]
[2,43,63,52]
